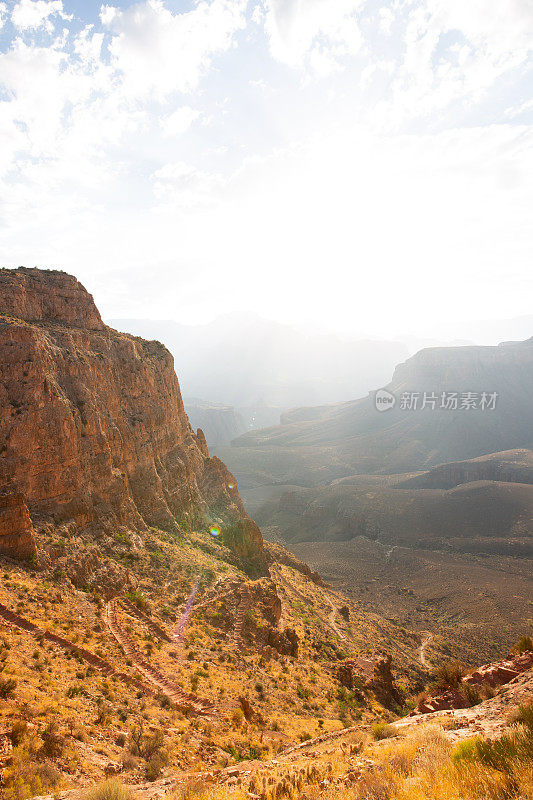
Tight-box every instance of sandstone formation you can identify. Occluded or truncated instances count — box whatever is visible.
[336,653,403,709]
[0,492,37,560]
[264,542,325,587]
[415,650,533,714]
[398,449,533,490]
[0,267,266,572]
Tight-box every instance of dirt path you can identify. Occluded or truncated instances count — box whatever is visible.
[104,599,214,717]
[418,632,433,669]
[321,589,347,642]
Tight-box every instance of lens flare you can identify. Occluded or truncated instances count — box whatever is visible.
[209,526,220,538]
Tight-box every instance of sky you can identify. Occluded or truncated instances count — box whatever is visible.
[0,0,531,340]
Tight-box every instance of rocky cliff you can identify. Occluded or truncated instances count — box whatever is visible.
[184,398,247,447]
[0,267,266,572]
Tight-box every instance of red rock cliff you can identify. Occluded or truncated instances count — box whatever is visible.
[0,267,266,572]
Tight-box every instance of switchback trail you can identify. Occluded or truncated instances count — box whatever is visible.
[0,600,154,697]
[105,598,214,717]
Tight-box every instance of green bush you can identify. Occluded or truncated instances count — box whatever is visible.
[514,636,533,654]
[460,682,481,707]
[126,590,149,613]
[430,661,465,691]
[372,722,396,741]
[40,722,65,758]
[0,676,17,698]
[84,779,132,800]
[3,748,61,800]
[453,723,533,774]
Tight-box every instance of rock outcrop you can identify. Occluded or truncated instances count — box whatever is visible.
[0,492,37,560]
[265,542,325,587]
[0,267,266,573]
[336,653,403,709]
[414,650,533,714]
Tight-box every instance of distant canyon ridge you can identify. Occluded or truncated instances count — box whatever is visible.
[107,315,408,446]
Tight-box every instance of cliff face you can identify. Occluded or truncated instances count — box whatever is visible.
[0,268,265,572]
[184,399,247,447]
[0,492,37,561]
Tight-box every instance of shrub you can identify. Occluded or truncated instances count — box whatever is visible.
[171,780,210,800]
[126,590,149,613]
[430,661,465,691]
[460,682,481,707]
[40,722,65,758]
[84,779,132,800]
[231,708,243,728]
[3,751,61,800]
[452,725,533,774]
[115,732,127,747]
[9,720,28,746]
[514,636,533,654]
[145,752,167,781]
[516,700,533,731]
[0,676,17,698]
[355,773,395,800]
[372,722,396,741]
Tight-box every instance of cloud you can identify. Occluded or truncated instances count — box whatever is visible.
[151,161,224,206]
[0,0,531,339]
[11,0,69,31]
[379,0,533,124]
[263,0,364,72]
[102,0,247,98]
[161,106,201,137]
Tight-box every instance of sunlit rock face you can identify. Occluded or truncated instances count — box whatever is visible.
[0,267,266,573]
[0,492,37,561]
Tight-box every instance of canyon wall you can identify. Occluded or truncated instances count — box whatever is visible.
[0,268,265,572]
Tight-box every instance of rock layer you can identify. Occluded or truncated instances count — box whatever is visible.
[0,492,37,560]
[0,267,265,572]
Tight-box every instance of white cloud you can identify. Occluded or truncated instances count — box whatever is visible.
[161,106,201,137]
[264,0,364,72]
[378,7,394,35]
[506,97,533,118]
[11,0,69,31]
[0,0,531,339]
[151,161,224,206]
[380,0,533,124]
[102,0,247,99]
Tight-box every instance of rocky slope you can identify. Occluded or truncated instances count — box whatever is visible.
[0,267,265,573]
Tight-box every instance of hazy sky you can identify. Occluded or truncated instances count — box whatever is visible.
[0,0,531,338]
